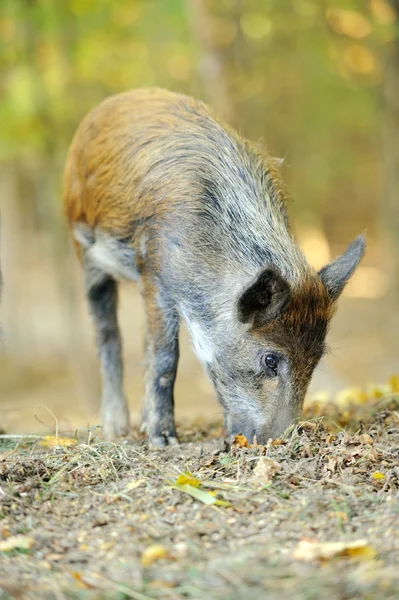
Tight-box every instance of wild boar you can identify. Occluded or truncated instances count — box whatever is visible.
[64,88,365,446]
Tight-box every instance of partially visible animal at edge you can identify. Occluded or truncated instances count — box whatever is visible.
[63,88,365,447]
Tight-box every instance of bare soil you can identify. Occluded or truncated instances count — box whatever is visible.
[0,397,398,600]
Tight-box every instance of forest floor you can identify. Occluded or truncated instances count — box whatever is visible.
[0,393,398,600]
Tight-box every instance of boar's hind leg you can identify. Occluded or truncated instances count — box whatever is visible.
[141,276,179,448]
[84,262,130,440]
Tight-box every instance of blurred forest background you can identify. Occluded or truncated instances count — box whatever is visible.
[0,0,398,433]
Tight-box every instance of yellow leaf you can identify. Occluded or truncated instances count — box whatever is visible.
[39,436,77,448]
[270,438,285,446]
[366,384,385,400]
[0,535,35,552]
[173,483,217,505]
[293,539,376,562]
[372,471,385,480]
[308,390,330,405]
[140,544,169,567]
[232,434,248,448]
[336,387,367,406]
[215,499,231,507]
[175,472,201,487]
[71,571,96,589]
[173,483,231,507]
[388,375,399,393]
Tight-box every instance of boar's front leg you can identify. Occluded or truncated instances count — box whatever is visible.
[141,276,179,447]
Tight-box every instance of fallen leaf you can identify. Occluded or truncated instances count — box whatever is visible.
[324,457,339,474]
[336,387,368,406]
[72,571,96,589]
[372,471,385,480]
[39,436,77,448]
[307,390,330,406]
[252,457,281,485]
[173,476,231,506]
[141,544,169,567]
[173,483,216,505]
[215,498,231,507]
[232,434,248,448]
[301,444,314,458]
[389,375,399,393]
[270,438,285,446]
[0,535,35,552]
[293,539,376,562]
[176,472,201,487]
[341,433,354,446]
[366,384,385,400]
[299,421,317,432]
[358,433,373,445]
[370,447,380,461]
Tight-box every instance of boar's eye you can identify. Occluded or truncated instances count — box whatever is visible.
[262,353,279,376]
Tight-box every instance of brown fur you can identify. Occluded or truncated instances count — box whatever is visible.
[256,276,334,397]
[64,88,289,240]
[63,88,365,445]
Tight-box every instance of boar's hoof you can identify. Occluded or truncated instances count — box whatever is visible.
[149,433,179,449]
[102,401,130,440]
[102,417,130,441]
[141,418,179,448]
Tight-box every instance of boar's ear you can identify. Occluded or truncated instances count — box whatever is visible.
[237,267,291,325]
[318,234,365,301]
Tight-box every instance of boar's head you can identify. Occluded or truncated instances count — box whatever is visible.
[206,235,365,444]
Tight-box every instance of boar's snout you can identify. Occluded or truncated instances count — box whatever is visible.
[255,418,297,445]
[226,407,300,445]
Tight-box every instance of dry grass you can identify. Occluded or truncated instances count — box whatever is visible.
[0,395,398,600]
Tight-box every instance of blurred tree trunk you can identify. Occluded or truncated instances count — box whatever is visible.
[185,0,234,124]
[382,2,399,305]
